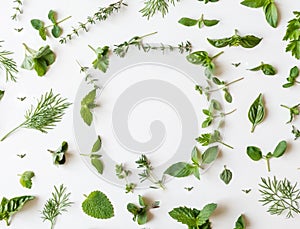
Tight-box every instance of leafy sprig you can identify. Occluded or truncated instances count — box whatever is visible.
[248,62,277,75]
[47,141,68,165]
[280,103,300,123]
[41,184,73,229]
[140,0,179,19]
[208,29,262,48]
[259,177,300,218]
[0,41,18,81]
[283,11,300,59]
[89,45,110,73]
[115,164,136,193]
[59,0,127,43]
[241,0,279,28]
[196,130,234,149]
[178,14,219,28]
[11,0,23,21]
[31,10,71,40]
[18,171,35,189]
[1,89,71,141]
[283,66,300,88]
[136,154,166,190]
[248,93,265,133]
[292,125,300,140]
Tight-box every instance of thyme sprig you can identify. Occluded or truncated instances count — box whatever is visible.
[59,0,127,43]
[0,41,18,82]
[11,0,23,21]
[1,90,71,141]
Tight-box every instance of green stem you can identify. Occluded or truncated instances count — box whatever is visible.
[214,109,237,118]
[139,31,158,40]
[280,104,290,110]
[217,141,234,149]
[211,51,224,60]
[266,158,271,172]
[50,221,54,229]
[208,77,244,92]
[22,43,34,55]
[251,124,256,133]
[88,45,96,53]
[44,16,72,29]
[1,122,25,141]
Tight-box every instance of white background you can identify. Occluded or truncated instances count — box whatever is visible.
[1,0,300,228]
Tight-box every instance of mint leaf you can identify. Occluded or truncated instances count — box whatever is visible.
[169,207,198,227]
[197,203,217,226]
[80,89,97,126]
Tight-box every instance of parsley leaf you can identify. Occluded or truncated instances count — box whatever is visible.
[89,45,110,73]
[19,171,35,189]
[283,11,300,59]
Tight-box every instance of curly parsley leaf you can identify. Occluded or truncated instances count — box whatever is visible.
[82,190,114,219]
[283,11,300,59]
[89,45,110,73]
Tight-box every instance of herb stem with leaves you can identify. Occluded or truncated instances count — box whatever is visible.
[0,41,18,81]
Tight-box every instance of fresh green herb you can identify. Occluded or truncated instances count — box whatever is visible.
[136,154,165,190]
[259,176,300,218]
[18,171,35,189]
[234,214,246,229]
[292,125,300,140]
[0,195,35,226]
[207,29,262,48]
[31,10,71,40]
[202,100,236,128]
[81,136,104,174]
[80,89,97,126]
[195,77,244,103]
[88,45,110,73]
[0,90,4,101]
[115,164,136,193]
[14,28,23,32]
[164,146,218,180]
[196,130,233,149]
[248,93,265,133]
[127,195,160,225]
[232,62,241,67]
[47,141,68,165]
[140,0,179,19]
[241,0,278,28]
[242,189,251,194]
[283,12,300,59]
[17,97,26,101]
[184,187,194,191]
[21,43,56,76]
[248,62,277,75]
[17,153,26,158]
[280,103,300,123]
[283,66,300,88]
[77,61,100,89]
[0,41,18,81]
[41,184,73,229]
[246,140,287,172]
[169,203,217,228]
[179,14,219,28]
[198,0,219,3]
[60,0,127,43]
[220,165,232,185]
[186,50,223,78]
[82,190,114,219]
[1,89,71,141]
[11,0,23,20]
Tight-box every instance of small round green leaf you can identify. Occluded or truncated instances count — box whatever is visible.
[52,25,62,38]
[272,140,287,158]
[247,146,263,161]
[31,19,44,30]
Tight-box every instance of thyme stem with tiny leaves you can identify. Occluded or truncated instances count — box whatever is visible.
[59,0,127,43]
[11,0,23,21]
[208,77,244,93]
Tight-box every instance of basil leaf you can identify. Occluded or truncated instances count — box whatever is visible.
[247,146,263,161]
[203,19,219,27]
[248,93,265,132]
[220,166,233,185]
[202,146,218,164]
[249,63,276,75]
[263,2,278,28]
[272,140,287,158]
[33,58,48,76]
[191,146,202,165]
[207,37,231,48]
[21,54,34,70]
[234,214,246,229]
[193,167,201,180]
[240,0,266,8]
[39,28,47,41]
[178,17,198,26]
[239,35,262,48]
[48,10,56,23]
[164,162,195,177]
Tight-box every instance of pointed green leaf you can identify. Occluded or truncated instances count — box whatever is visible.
[203,19,219,27]
[202,146,218,164]
[272,140,287,158]
[197,203,217,226]
[52,25,62,38]
[164,162,195,177]
[48,10,56,23]
[30,19,44,30]
[92,136,102,152]
[220,166,232,185]
[91,158,103,174]
[264,2,278,28]
[240,0,266,8]
[178,17,198,26]
[234,214,246,229]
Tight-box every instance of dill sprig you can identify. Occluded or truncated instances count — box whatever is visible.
[136,154,166,190]
[0,41,18,82]
[140,0,180,19]
[1,89,71,141]
[11,0,23,20]
[59,0,127,44]
[259,176,300,218]
[113,32,192,57]
[41,184,73,229]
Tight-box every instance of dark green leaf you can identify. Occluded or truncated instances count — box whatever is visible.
[202,118,213,128]
[48,141,68,165]
[92,136,102,152]
[220,166,232,185]
[247,146,263,161]
[0,91,4,101]
[286,40,300,59]
[264,2,278,28]
[31,19,44,30]
[137,210,148,225]
[48,10,56,23]
[272,140,287,158]
[197,203,217,226]
[127,203,139,215]
[290,66,299,78]
[33,58,48,76]
[202,146,218,164]
[212,77,223,85]
[164,162,195,178]
[207,37,231,48]
[203,19,219,27]
[248,93,265,132]
[169,207,198,227]
[90,46,110,73]
[224,89,233,103]
[234,214,246,229]
[138,195,146,207]
[51,25,62,38]
[239,35,262,48]
[91,158,104,174]
[283,82,294,88]
[39,28,47,41]
[178,17,198,26]
[240,0,266,8]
